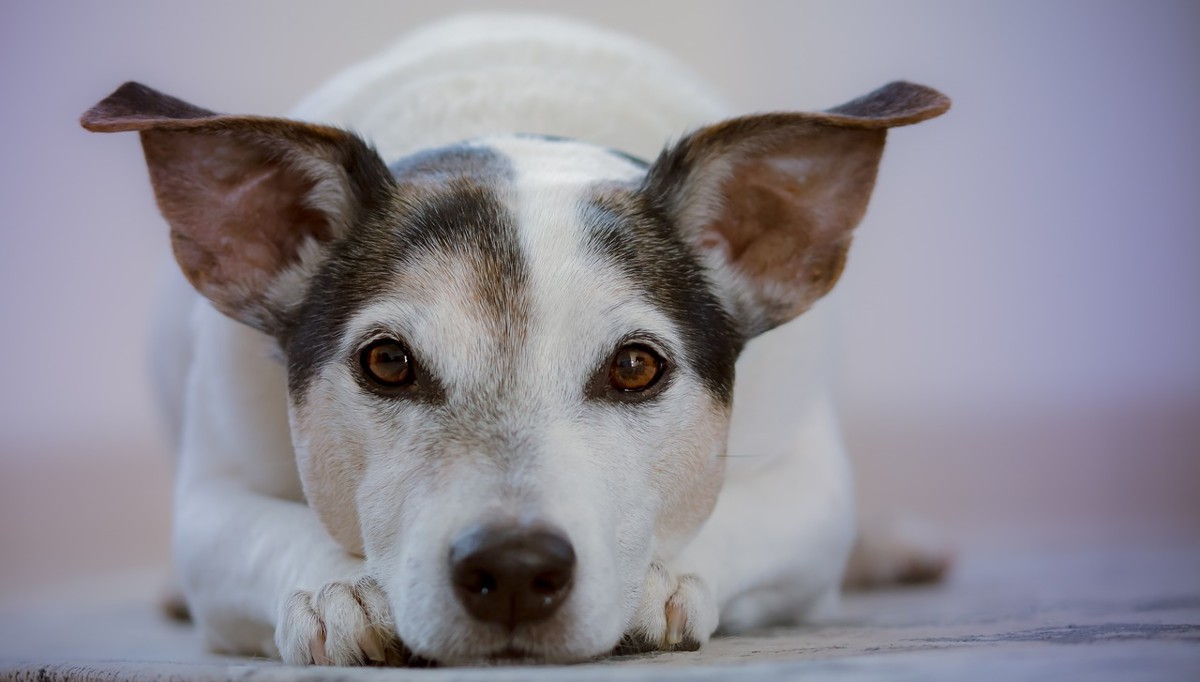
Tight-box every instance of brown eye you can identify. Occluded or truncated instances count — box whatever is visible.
[360,338,413,388]
[609,344,665,392]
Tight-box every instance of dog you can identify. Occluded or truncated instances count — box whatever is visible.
[81,14,949,666]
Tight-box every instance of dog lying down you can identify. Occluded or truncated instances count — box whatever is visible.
[81,14,950,667]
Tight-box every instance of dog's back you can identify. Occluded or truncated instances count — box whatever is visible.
[291,14,729,161]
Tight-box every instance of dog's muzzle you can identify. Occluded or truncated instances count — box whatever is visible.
[449,524,576,628]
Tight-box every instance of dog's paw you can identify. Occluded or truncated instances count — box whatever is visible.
[616,562,718,655]
[276,576,407,666]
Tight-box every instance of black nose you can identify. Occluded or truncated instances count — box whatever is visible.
[449,524,576,628]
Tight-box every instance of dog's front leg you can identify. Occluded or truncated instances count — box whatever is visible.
[174,481,407,665]
[172,308,403,666]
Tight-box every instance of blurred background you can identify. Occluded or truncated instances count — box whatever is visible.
[1,1,1197,606]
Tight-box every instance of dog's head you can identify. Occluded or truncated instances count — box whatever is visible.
[82,81,947,664]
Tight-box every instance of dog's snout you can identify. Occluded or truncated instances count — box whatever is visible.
[449,524,576,628]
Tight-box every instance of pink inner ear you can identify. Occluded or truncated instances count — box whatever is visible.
[705,157,830,320]
[717,159,817,274]
[694,135,881,328]
[143,130,331,317]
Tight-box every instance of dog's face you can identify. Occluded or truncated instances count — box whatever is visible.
[288,137,739,661]
[82,81,948,664]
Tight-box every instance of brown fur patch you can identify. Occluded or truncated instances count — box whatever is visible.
[709,128,884,322]
[81,82,393,334]
[643,81,949,334]
[142,130,331,314]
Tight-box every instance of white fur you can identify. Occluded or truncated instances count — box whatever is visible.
[163,13,857,664]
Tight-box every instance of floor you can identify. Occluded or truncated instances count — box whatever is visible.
[2,399,1197,679]
[2,546,1197,681]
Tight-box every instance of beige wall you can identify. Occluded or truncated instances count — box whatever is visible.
[2,1,1197,596]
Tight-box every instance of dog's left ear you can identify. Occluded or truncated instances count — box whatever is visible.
[646,81,950,336]
[81,82,392,335]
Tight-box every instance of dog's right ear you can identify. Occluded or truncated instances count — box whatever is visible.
[81,82,392,335]
[646,81,950,337]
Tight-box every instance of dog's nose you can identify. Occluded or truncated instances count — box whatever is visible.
[449,524,576,628]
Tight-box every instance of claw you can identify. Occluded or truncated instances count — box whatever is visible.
[665,599,686,646]
[308,631,330,665]
[360,632,386,663]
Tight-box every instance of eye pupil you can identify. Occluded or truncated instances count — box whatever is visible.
[361,339,413,387]
[610,345,664,391]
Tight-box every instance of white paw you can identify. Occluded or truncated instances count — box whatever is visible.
[276,576,406,666]
[618,562,718,654]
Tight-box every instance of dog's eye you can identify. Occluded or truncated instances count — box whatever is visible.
[360,338,414,388]
[609,344,665,392]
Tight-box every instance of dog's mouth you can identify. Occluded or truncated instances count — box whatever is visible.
[483,644,572,666]
[486,646,534,663]
[473,641,597,667]
[389,645,603,669]
[403,645,551,668]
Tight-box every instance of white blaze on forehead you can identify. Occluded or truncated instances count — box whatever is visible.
[479,136,647,184]
[484,136,683,395]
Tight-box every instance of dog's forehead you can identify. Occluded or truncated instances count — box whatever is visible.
[388,135,646,187]
[286,136,739,403]
[483,134,649,184]
[358,137,672,394]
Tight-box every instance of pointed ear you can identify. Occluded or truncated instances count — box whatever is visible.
[81,82,392,334]
[646,81,950,336]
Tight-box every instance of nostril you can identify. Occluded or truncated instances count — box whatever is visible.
[449,524,576,628]
[531,570,568,594]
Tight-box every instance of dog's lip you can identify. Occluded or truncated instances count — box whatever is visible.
[483,646,543,665]
[481,645,612,667]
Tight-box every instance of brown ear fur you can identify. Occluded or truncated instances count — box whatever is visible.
[81,82,392,334]
[647,81,950,335]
